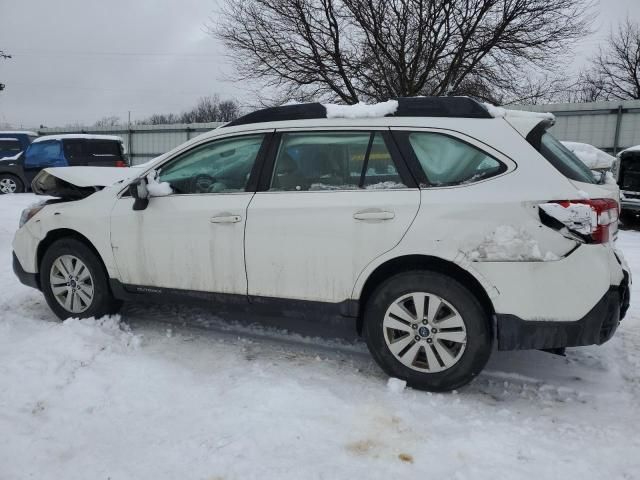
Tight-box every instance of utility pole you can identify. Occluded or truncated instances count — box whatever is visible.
[127,110,133,165]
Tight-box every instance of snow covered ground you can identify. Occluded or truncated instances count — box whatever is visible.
[1,194,640,479]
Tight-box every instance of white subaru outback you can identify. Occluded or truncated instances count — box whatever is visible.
[12,97,631,391]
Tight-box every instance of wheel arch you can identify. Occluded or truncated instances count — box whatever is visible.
[355,254,496,334]
[37,228,110,283]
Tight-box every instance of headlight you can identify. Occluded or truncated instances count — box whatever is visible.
[19,204,46,228]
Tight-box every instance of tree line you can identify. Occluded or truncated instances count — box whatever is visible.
[93,95,241,127]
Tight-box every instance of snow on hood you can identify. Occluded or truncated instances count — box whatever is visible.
[323,100,399,119]
[561,141,615,170]
[32,167,138,198]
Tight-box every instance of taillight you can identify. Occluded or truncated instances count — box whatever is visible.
[539,198,618,244]
[115,160,127,168]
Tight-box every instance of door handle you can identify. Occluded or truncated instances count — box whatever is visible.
[353,210,395,221]
[210,215,242,223]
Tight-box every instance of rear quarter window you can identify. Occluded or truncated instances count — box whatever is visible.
[403,132,506,186]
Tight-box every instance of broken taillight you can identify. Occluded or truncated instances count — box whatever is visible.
[539,198,619,244]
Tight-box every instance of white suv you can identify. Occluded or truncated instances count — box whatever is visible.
[12,97,631,391]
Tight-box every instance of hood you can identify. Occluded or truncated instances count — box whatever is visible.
[32,167,138,199]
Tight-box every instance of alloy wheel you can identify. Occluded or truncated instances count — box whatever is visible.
[383,292,467,373]
[49,255,94,314]
[0,178,17,194]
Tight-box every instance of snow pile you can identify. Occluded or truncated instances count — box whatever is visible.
[561,141,615,170]
[324,100,398,119]
[365,181,407,190]
[539,202,595,235]
[470,225,554,261]
[387,377,407,393]
[483,103,555,122]
[146,171,173,196]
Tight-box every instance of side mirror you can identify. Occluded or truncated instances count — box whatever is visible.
[129,177,149,211]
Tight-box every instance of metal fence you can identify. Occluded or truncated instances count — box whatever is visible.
[37,122,224,165]
[513,100,640,155]
[36,99,640,163]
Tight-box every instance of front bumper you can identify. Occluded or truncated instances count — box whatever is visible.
[496,274,630,350]
[13,252,40,290]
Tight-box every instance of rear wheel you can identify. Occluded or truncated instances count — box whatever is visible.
[41,238,122,320]
[0,174,24,194]
[363,271,492,392]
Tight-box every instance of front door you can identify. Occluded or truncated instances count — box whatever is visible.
[110,133,268,294]
[244,129,420,303]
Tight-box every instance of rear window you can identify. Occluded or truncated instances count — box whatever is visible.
[86,140,123,158]
[538,133,596,184]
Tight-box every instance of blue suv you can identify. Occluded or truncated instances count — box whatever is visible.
[0,134,127,194]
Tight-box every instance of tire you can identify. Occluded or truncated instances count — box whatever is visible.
[362,271,492,392]
[40,238,122,320]
[0,174,24,194]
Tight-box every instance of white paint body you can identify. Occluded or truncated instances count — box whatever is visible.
[12,114,629,322]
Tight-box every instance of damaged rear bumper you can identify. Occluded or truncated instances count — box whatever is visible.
[496,273,630,350]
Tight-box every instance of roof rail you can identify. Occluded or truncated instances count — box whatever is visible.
[224,96,492,128]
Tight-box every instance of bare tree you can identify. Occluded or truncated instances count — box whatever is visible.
[580,19,640,101]
[212,0,591,104]
[94,116,122,127]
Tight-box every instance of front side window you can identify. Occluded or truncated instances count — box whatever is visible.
[24,141,64,168]
[407,132,505,186]
[159,134,264,194]
[270,132,406,191]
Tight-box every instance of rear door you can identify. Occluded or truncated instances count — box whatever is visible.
[244,128,420,303]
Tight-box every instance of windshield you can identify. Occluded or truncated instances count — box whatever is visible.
[537,133,596,184]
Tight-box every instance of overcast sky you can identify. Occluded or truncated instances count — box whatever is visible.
[1,0,639,128]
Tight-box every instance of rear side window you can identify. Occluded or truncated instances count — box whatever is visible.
[0,139,22,155]
[538,133,596,184]
[406,132,505,186]
[270,132,407,191]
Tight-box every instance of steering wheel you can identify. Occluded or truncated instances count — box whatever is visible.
[193,173,216,193]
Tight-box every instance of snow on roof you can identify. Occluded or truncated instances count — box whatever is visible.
[619,145,640,156]
[32,134,124,143]
[0,131,38,136]
[482,103,555,122]
[323,100,399,119]
[561,141,615,170]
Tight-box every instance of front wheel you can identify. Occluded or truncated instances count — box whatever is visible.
[41,238,122,320]
[0,174,24,194]
[363,271,492,392]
